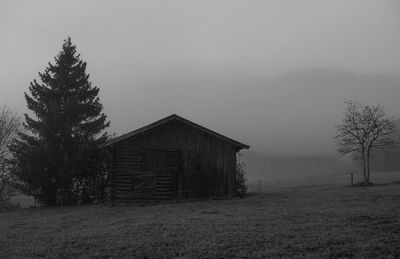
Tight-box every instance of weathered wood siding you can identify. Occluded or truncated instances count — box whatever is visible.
[110,120,237,202]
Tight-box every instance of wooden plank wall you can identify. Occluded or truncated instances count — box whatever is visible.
[110,120,237,201]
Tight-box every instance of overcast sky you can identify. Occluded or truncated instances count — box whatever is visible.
[1,1,400,156]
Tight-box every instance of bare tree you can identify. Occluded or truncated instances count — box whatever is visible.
[335,100,397,184]
[0,105,20,205]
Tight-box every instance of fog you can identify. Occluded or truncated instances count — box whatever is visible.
[1,1,400,158]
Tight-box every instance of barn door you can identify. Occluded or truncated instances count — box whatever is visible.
[155,150,181,199]
[182,150,208,198]
[141,149,181,200]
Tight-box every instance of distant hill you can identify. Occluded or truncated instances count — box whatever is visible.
[107,68,400,158]
[233,69,400,156]
[174,69,400,156]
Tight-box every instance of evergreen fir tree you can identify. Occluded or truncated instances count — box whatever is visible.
[10,38,109,205]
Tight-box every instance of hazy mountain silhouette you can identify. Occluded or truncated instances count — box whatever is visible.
[106,68,400,172]
[221,69,400,156]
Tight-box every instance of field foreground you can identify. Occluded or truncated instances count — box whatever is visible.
[1,184,400,258]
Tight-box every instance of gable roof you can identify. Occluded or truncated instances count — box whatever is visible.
[99,114,250,150]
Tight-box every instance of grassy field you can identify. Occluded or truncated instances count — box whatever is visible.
[1,183,400,258]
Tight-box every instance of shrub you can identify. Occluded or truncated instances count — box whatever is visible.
[234,154,247,198]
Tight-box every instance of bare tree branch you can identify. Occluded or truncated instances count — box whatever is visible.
[0,104,21,204]
[0,105,21,163]
[334,100,397,184]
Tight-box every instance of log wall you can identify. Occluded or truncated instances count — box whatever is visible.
[110,120,237,202]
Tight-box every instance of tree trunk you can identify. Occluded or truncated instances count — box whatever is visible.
[366,150,371,183]
[0,179,5,210]
[361,153,367,183]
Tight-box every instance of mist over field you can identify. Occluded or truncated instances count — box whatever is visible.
[225,69,400,185]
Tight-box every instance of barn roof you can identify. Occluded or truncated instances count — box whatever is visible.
[99,114,250,150]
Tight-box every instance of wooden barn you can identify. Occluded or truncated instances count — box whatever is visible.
[99,114,249,202]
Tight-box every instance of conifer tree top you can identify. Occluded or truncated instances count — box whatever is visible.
[24,37,109,144]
